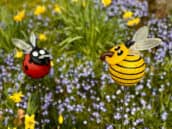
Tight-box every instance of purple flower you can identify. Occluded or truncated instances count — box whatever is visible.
[106,0,148,18]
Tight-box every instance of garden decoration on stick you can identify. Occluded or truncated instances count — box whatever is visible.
[100,26,162,86]
[12,33,52,79]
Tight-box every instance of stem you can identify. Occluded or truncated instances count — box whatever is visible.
[38,80,42,129]
[122,86,127,129]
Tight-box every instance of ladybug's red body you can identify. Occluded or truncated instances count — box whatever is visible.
[12,33,52,79]
[23,54,51,79]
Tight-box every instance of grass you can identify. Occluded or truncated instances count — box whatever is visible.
[53,0,124,62]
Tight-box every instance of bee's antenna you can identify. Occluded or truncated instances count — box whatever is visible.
[125,40,135,48]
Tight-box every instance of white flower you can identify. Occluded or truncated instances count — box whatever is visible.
[161,112,168,121]
[147,104,152,110]
[83,120,87,125]
[106,95,111,102]
[111,95,116,99]
[124,119,129,125]
[140,99,146,107]
[116,90,121,95]
[124,114,128,118]
[114,113,121,120]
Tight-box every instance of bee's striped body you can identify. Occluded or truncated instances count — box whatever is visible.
[108,54,145,86]
[101,26,161,86]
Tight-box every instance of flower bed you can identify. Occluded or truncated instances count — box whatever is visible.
[0,0,172,129]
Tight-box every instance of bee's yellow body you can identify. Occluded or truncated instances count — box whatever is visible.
[101,26,161,86]
[109,54,145,86]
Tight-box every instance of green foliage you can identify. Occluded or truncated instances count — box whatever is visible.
[0,7,29,52]
[54,0,122,62]
[26,93,38,115]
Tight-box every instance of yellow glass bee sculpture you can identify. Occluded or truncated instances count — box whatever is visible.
[100,26,162,86]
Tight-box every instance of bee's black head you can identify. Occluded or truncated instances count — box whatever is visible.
[30,47,51,65]
[125,40,135,48]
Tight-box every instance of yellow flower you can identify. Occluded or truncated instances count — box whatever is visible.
[13,10,25,22]
[127,20,135,26]
[9,92,24,103]
[71,0,86,7]
[133,17,140,25]
[54,4,61,13]
[0,113,3,121]
[58,114,64,124]
[14,109,25,126]
[34,5,46,16]
[82,1,86,7]
[151,66,154,72]
[8,127,17,129]
[127,17,140,26]
[25,114,35,129]
[72,0,78,2]
[123,11,133,19]
[38,33,47,41]
[102,0,112,7]
[15,50,23,58]
[50,61,54,67]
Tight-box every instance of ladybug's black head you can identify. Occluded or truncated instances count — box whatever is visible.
[12,32,52,65]
[30,47,51,65]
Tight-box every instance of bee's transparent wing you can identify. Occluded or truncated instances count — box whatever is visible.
[132,26,149,42]
[12,38,32,53]
[131,26,161,51]
[128,49,140,55]
[30,32,36,47]
[131,38,161,51]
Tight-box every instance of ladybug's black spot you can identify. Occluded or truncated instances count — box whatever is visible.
[25,65,29,70]
[39,75,45,78]
[29,59,33,63]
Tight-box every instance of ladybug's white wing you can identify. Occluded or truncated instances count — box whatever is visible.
[12,38,32,53]
[30,32,36,47]
[131,38,161,51]
[132,26,149,42]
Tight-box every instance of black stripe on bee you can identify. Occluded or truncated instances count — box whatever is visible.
[115,80,136,85]
[116,81,135,86]
[109,66,145,75]
[109,70,143,80]
[116,63,145,69]
[123,57,141,62]
[127,55,135,56]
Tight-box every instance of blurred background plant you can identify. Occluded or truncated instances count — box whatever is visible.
[0,0,172,129]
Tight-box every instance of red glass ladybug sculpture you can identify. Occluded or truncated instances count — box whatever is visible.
[12,33,52,79]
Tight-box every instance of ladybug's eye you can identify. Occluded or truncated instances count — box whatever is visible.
[114,46,120,51]
[32,51,38,57]
[39,50,45,55]
[117,50,123,56]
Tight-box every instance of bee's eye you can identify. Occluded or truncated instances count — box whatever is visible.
[114,46,120,51]
[117,50,123,56]
[32,51,38,57]
[39,50,45,55]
